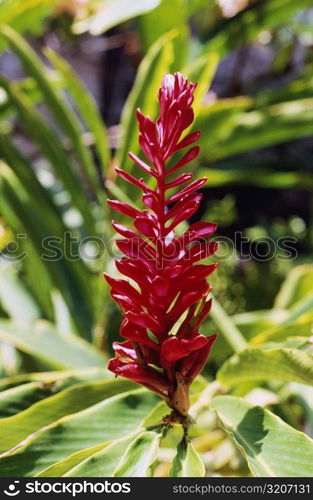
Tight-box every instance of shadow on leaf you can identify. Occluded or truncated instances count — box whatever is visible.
[236,407,269,456]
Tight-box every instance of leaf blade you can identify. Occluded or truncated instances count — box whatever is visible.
[212,395,313,477]
[114,431,160,477]
[169,437,205,477]
[218,347,313,388]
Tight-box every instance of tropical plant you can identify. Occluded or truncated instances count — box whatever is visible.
[0,0,313,478]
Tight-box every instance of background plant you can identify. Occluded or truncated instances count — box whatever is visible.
[0,0,312,477]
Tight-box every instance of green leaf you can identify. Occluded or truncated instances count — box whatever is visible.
[256,73,313,108]
[0,0,56,44]
[197,167,313,191]
[72,0,161,35]
[210,297,247,353]
[275,265,313,309]
[0,159,94,338]
[184,52,219,116]
[232,309,288,341]
[0,320,106,369]
[187,0,215,14]
[198,97,313,162]
[194,97,251,163]
[0,267,40,323]
[0,382,58,419]
[0,76,97,236]
[36,443,110,477]
[1,26,101,203]
[138,0,189,68]
[284,296,313,324]
[65,432,141,477]
[0,379,135,454]
[169,437,205,477]
[289,383,313,438]
[0,389,159,477]
[0,367,109,392]
[252,315,313,346]
[0,369,113,412]
[0,74,65,119]
[202,0,313,58]
[212,395,313,477]
[44,47,110,178]
[218,347,313,388]
[262,337,313,353]
[114,431,160,477]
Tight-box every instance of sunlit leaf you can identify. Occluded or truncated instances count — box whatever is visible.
[169,436,205,477]
[218,347,313,388]
[0,379,135,455]
[0,389,159,477]
[73,0,161,35]
[114,431,160,477]
[65,432,141,477]
[212,395,313,477]
[0,320,106,369]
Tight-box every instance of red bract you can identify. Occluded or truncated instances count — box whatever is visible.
[106,72,218,417]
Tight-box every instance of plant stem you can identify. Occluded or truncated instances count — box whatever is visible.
[210,296,247,353]
[189,380,223,420]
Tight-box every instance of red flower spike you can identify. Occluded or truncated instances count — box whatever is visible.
[106,72,218,417]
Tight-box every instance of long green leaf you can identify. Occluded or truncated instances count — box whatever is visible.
[232,309,288,341]
[0,389,159,477]
[0,382,57,419]
[218,347,313,388]
[65,432,141,477]
[212,395,313,477]
[274,265,313,309]
[0,320,106,369]
[138,0,188,68]
[0,0,56,44]
[0,75,96,236]
[197,97,313,162]
[252,315,313,345]
[72,0,161,35]
[0,162,95,338]
[0,368,112,419]
[210,297,247,353]
[44,47,110,175]
[289,383,313,438]
[0,379,135,455]
[197,168,313,191]
[1,26,102,202]
[114,431,160,477]
[36,443,110,477]
[0,267,40,323]
[0,367,109,391]
[184,52,219,116]
[169,436,205,477]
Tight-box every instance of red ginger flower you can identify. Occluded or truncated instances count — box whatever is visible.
[106,72,218,417]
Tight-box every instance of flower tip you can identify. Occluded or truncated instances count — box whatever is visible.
[210,333,218,343]
[162,73,175,89]
[136,108,143,119]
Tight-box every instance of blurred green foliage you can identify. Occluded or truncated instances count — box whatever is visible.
[0,0,312,478]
